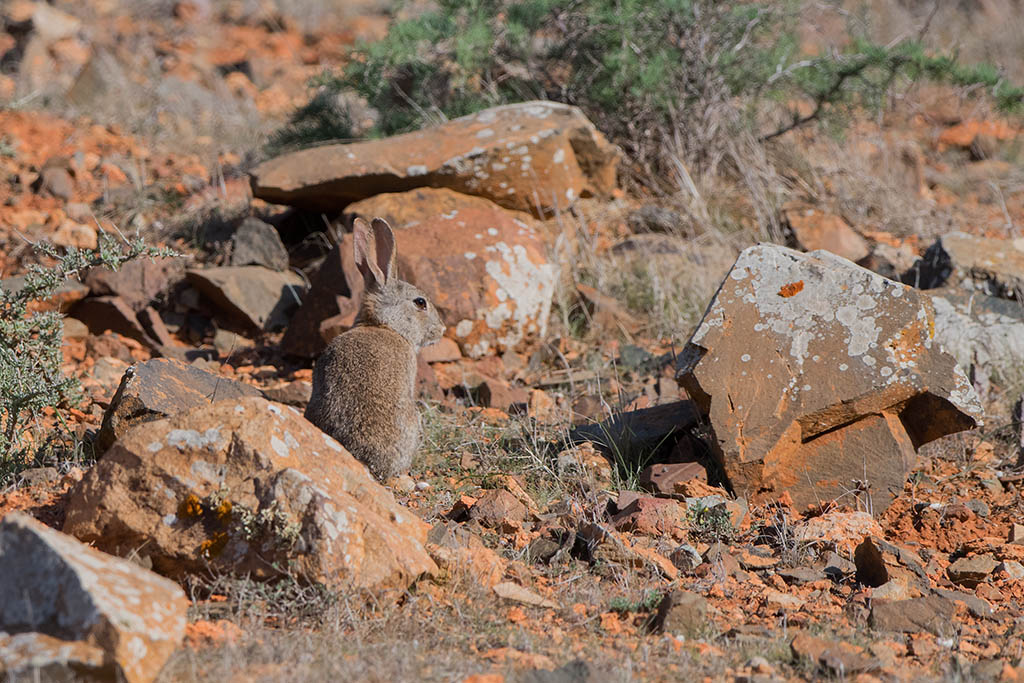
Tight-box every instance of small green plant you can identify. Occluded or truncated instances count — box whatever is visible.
[688,501,735,543]
[0,234,176,481]
[609,589,663,614]
[265,89,356,156]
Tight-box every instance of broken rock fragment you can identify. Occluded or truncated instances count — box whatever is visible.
[65,397,437,593]
[186,266,306,332]
[678,245,983,513]
[0,513,187,683]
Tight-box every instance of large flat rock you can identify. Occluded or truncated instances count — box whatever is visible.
[0,513,187,683]
[65,397,437,593]
[250,101,619,216]
[678,245,983,512]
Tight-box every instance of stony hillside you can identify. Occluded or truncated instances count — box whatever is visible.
[1,1,1023,681]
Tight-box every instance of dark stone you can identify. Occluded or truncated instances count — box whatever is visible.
[651,590,709,637]
[71,296,155,348]
[229,217,289,272]
[262,380,313,407]
[281,239,360,358]
[854,537,889,587]
[83,256,187,313]
[869,595,956,636]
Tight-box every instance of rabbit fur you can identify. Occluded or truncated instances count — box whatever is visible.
[305,217,445,481]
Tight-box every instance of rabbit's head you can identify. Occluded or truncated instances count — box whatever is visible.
[353,217,445,349]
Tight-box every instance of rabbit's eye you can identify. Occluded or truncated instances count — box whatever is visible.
[413,297,427,310]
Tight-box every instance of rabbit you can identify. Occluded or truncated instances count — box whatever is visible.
[305,217,445,482]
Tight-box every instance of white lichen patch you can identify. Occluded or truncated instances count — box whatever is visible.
[482,241,556,344]
[166,427,222,452]
[190,459,226,484]
[270,435,290,459]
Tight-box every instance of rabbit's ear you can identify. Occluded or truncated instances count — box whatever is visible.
[353,217,386,289]
[370,218,397,284]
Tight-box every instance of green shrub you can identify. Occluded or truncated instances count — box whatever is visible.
[264,89,356,156]
[0,235,175,481]
[276,0,1022,189]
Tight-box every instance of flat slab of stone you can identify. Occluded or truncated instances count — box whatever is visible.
[0,513,188,683]
[678,245,983,512]
[66,397,437,592]
[229,216,289,271]
[870,595,956,637]
[70,294,155,347]
[783,204,870,263]
[568,401,701,464]
[97,357,263,452]
[250,101,619,215]
[83,256,187,312]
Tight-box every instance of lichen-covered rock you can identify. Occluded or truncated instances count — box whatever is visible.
[929,288,1024,377]
[0,513,187,683]
[97,357,263,453]
[347,188,557,357]
[250,101,619,216]
[678,245,983,513]
[65,397,437,592]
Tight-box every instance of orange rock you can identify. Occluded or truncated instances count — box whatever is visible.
[99,161,128,185]
[251,101,619,216]
[347,189,557,358]
[783,203,869,262]
[794,511,883,555]
[938,119,1017,149]
[64,397,437,592]
[0,513,188,683]
[678,244,983,513]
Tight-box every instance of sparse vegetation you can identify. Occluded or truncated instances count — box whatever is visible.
[0,234,174,481]
[281,0,1023,188]
[2,1,1023,681]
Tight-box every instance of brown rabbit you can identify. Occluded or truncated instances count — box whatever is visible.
[305,217,445,481]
